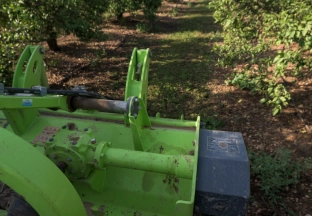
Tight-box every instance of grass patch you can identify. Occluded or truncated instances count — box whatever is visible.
[249,149,311,206]
[147,0,219,119]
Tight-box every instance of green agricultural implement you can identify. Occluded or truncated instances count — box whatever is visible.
[0,46,249,216]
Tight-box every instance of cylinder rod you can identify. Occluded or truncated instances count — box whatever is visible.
[71,96,128,113]
[101,148,194,179]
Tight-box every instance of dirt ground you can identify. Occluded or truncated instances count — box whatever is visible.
[39,1,311,215]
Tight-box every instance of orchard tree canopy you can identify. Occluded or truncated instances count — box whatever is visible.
[210,0,312,115]
[0,0,108,51]
[0,0,162,52]
[107,0,162,22]
[0,0,108,85]
[0,0,163,85]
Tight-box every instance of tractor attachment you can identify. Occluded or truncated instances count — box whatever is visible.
[0,45,249,216]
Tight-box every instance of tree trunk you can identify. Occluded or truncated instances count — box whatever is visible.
[46,32,61,52]
[117,12,123,21]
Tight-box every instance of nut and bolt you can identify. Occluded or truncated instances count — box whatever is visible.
[62,125,67,129]
[90,138,96,144]
[71,141,77,145]
[49,138,54,142]
[66,157,72,162]
[84,128,88,131]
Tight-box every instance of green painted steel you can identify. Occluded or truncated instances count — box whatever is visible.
[129,97,152,151]
[3,45,49,135]
[0,111,199,215]
[0,95,69,135]
[124,48,151,126]
[0,46,200,215]
[44,128,194,179]
[0,96,70,110]
[100,148,194,179]
[125,48,150,106]
[0,127,86,216]
[13,45,48,88]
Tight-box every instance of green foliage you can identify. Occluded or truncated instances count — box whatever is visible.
[0,42,24,85]
[108,0,139,19]
[249,148,311,205]
[1,0,108,50]
[108,0,162,23]
[0,0,108,85]
[0,1,32,85]
[142,0,162,23]
[205,115,224,130]
[187,2,193,8]
[171,7,178,17]
[210,0,312,115]
[136,23,150,33]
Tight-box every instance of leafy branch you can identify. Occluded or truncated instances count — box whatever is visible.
[210,0,312,115]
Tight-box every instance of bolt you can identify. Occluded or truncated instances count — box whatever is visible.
[39,48,45,54]
[84,128,88,131]
[90,138,96,144]
[51,155,57,159]
[49,138,54,142]
[134,98,139,102]
[62,125,67,129]
[66,157,72,162]
[71,141,77,145]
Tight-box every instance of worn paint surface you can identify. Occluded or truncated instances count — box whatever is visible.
[0,110,199,215]
[0,46,199,216]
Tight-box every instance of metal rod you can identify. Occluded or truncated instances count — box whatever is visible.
[71,96,128,113]
[2,87,110,99]
[101,148,194,179]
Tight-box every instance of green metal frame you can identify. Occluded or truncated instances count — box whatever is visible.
[0,127,86,216]
[3,45,49,136]
[13,45,48,88]
[0,45,199,216]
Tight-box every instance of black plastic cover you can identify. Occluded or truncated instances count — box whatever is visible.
[195,129,250,216]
